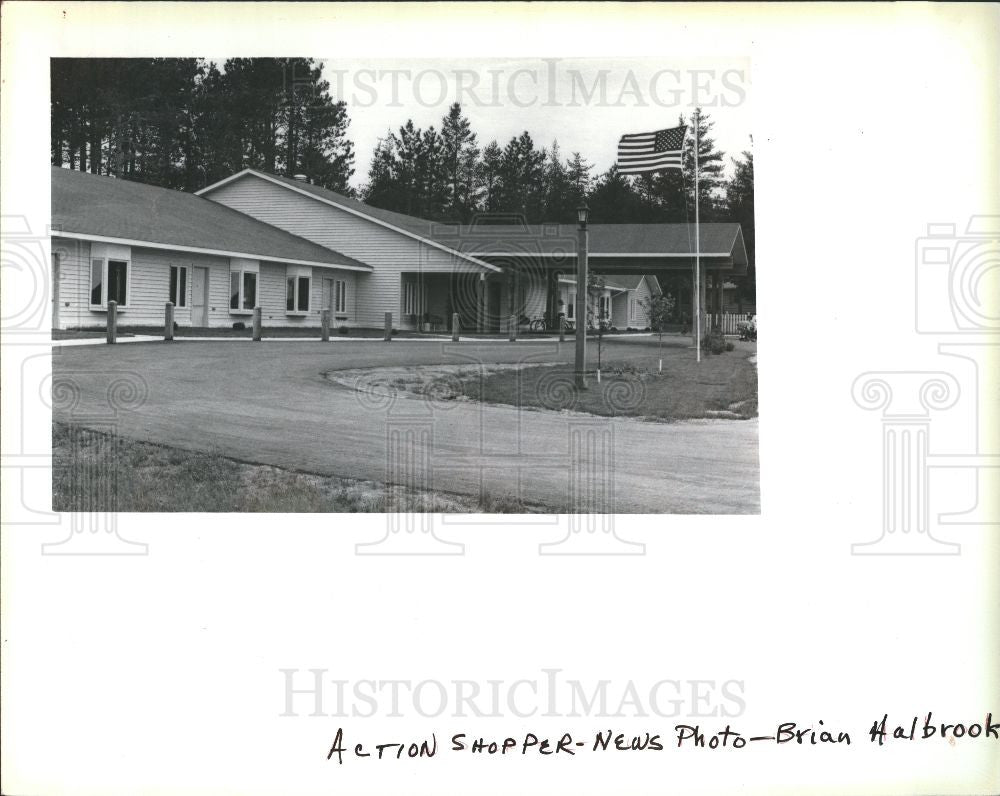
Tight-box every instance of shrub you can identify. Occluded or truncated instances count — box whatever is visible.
[390,328,398,335]
[701,329,727,355]
[232,321,246,330]
[609,326,618,333]
[337,326,349,335]
[725,341,734,352]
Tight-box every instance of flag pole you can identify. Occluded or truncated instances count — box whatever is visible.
[694,108,701,362]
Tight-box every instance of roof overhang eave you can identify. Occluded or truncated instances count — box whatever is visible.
[51,229,374,272]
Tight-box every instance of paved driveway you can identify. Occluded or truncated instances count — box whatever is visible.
[52,339,760,513]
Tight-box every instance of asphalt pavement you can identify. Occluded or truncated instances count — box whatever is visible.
[52,338,760,513]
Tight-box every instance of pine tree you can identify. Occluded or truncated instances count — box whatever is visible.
[478,140,503,213]
[543,140,572,222]
[565,152,593,211]
[587,165,648,223]
[440,103,480,222]
[496,132,546,221]
[724,150,755,307]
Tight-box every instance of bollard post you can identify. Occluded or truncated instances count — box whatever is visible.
[384,312,392,341]
[558,315,565,343]
[252,307,262,341]
[106,301,117,344]
[164,302,174,341]
[452,312,460,342]
[508,314,517,342]
[321,308,331,342]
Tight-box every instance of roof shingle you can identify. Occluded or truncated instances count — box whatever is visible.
[208,170,747,266]
[51,167,371,270]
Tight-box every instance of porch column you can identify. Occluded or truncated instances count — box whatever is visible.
[690,269,698,345]
[477,274,485,333]
[715,272,724,329]
[507,268,516,321]
[546,268,559,329]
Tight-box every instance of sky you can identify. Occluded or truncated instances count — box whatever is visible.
[315,57,753,191]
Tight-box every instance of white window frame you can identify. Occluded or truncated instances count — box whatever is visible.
[169,265,188,308]
[630,297,636,322]
[89,243,132,310]
[229,258,259,314]
[286,264,312,315]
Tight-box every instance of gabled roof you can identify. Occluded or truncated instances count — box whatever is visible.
[558,274,663,294]
[198,169,501,272]
[197,169,747,269]
[51,167,372,271]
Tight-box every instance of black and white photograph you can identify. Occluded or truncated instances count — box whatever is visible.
[2,4,997,796]
[48,55,758,514]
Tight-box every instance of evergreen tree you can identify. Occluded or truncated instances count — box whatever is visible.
[543,140,573,222]
[587,165,649,223]
[440,103,480,222]
[495,131,546,221]
[724,150,755,306]
[478,140,503,213]
[565,152,593,211]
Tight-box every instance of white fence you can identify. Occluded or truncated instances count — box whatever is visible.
[711,312,755,335]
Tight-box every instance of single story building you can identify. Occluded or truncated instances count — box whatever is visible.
[557,274,662,329]
[50,166,749,333]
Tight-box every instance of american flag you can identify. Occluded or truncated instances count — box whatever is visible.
[616,125,687,175]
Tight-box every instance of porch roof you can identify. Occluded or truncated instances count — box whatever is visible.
[450,223,748,275]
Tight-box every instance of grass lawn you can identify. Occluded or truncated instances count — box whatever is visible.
[452,338,757,421]
[52,422,543,513]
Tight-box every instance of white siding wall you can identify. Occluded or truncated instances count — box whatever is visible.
[205,175,490,329]
[611,293,629,329]
[632,276,655,328]
[51,235,361,329]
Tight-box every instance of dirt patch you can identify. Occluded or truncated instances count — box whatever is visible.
[325,362,561,404]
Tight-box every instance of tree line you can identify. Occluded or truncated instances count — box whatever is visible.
[50,57,754,299]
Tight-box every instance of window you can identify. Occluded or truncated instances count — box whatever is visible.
[169,266,188,308]
[335,280,346,313]
[243,272,257,310]
[108,261,128,305]
[89,249,130,309]
[567,293,575,319]
[90,259,103,306]
[286,274,310,312]
[229,260,259,312]
[630,298,636,321]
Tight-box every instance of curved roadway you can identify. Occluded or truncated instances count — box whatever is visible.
[52,338,760,513]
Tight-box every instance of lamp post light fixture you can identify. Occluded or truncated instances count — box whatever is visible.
[575,203,590,390]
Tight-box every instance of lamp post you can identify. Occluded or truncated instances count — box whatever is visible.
[575,203,589,390]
